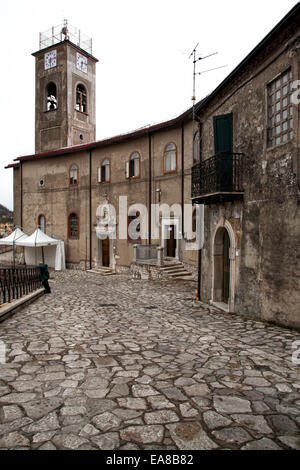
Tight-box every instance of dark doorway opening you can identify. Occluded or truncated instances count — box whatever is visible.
[167,225,176,258]
[102,237,110,267]
[214,227,230,304]
[222,230,230,303]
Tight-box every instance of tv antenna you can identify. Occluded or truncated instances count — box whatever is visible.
[189,44,227,125]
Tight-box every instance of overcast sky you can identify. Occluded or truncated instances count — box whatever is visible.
[0,0,298,211]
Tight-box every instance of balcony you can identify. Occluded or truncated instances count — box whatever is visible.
[191,152,244,204]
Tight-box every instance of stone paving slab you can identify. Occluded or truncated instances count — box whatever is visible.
[0,270,300,450]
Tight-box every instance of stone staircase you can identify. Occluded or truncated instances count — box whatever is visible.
[160,259,195,281]
[87,266,115,276]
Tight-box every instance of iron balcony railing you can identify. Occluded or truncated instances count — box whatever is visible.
[192,152,244,199]
[0,268,41,306]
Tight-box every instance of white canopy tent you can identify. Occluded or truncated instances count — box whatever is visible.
[0,228,29,267]
[0,228,28,245]
[15,228,65,271]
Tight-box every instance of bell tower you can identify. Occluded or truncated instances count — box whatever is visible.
[33,20,98,153]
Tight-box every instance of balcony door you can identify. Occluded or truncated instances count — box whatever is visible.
[213,113,233,191]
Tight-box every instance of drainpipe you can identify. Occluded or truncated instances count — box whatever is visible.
[181,121,184,255]
[89,150,92,270]
[20,162,23,230]
[197,120,202,301]
[148,132,152,245]
[197,241,202,301]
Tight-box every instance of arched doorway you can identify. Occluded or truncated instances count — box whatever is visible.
[213,227,231,304]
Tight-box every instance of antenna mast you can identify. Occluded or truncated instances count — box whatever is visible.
[188,45,227,140]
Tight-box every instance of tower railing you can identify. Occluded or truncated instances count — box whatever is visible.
[39,22,92,55]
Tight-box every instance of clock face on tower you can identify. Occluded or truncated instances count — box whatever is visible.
[44,50,57,70]
[76,52,87,73]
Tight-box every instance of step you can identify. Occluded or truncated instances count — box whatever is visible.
[170,271,192,277]
[87,269,115,276]
[160,264,184,271]
[162,268,187,274]
[172,275,195,281]
[95,267,113,272]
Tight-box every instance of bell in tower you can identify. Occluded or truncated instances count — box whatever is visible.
[33,21,98,153]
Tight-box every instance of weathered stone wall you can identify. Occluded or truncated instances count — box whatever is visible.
[197,24,300,327]
[34,41,97,153]
[19,123,198,271]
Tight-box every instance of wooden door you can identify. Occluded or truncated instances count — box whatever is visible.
[167,225,176,258]
[222,230,230,303]
[102,237,110,267]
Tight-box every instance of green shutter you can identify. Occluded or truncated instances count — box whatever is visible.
[213,113,233,191]
[213,113,233,154]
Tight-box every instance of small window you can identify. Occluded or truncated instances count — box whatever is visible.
[267,69,293,148]
[46,82,57,111]
[69,213,79,239]
[38,215,46,233]
[193,131,201,164]
[164,143,177,173]
[98,159,110,183]
[70,165,78,185]
[128,210,141,242]
[126,152,140,179]
[76,84,87,113]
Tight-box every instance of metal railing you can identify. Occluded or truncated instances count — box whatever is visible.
[39,22,92,55]
[192,152,244,199]
[0,268,41,306]
[135,245,159,262]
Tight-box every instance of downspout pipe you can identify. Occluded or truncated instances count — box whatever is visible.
[197,120,202,301]
[181,121,184,241]
[20,162,23,230]
[148,132,152,245]
[89,150,92,270]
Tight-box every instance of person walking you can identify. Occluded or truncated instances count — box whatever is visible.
[35,262,51,294]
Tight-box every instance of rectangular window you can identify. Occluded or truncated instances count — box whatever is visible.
[69,215,79,239]
[267,69,293,148]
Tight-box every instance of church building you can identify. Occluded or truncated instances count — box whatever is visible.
[6,4,300,329]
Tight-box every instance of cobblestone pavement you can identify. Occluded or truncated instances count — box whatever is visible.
[0,271,300,450]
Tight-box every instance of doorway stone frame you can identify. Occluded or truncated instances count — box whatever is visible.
[95,236,114,269]
[211,217,236,312]
[161,217,180,259]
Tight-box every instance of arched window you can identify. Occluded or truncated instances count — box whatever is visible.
[69,213,79,239]
[46,82,57,111]
[70,164,78,185]
[193,130,201,163]
[38,214,46,233]
[128,210,141,242]
[76,84,87,113]
[126,152,140,179]
[164,143,177,173]
[98,159,110,183]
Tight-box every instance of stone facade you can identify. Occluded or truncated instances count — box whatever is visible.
[7,5,300,328]
[194,8,300,328]
[33,40,97,153]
